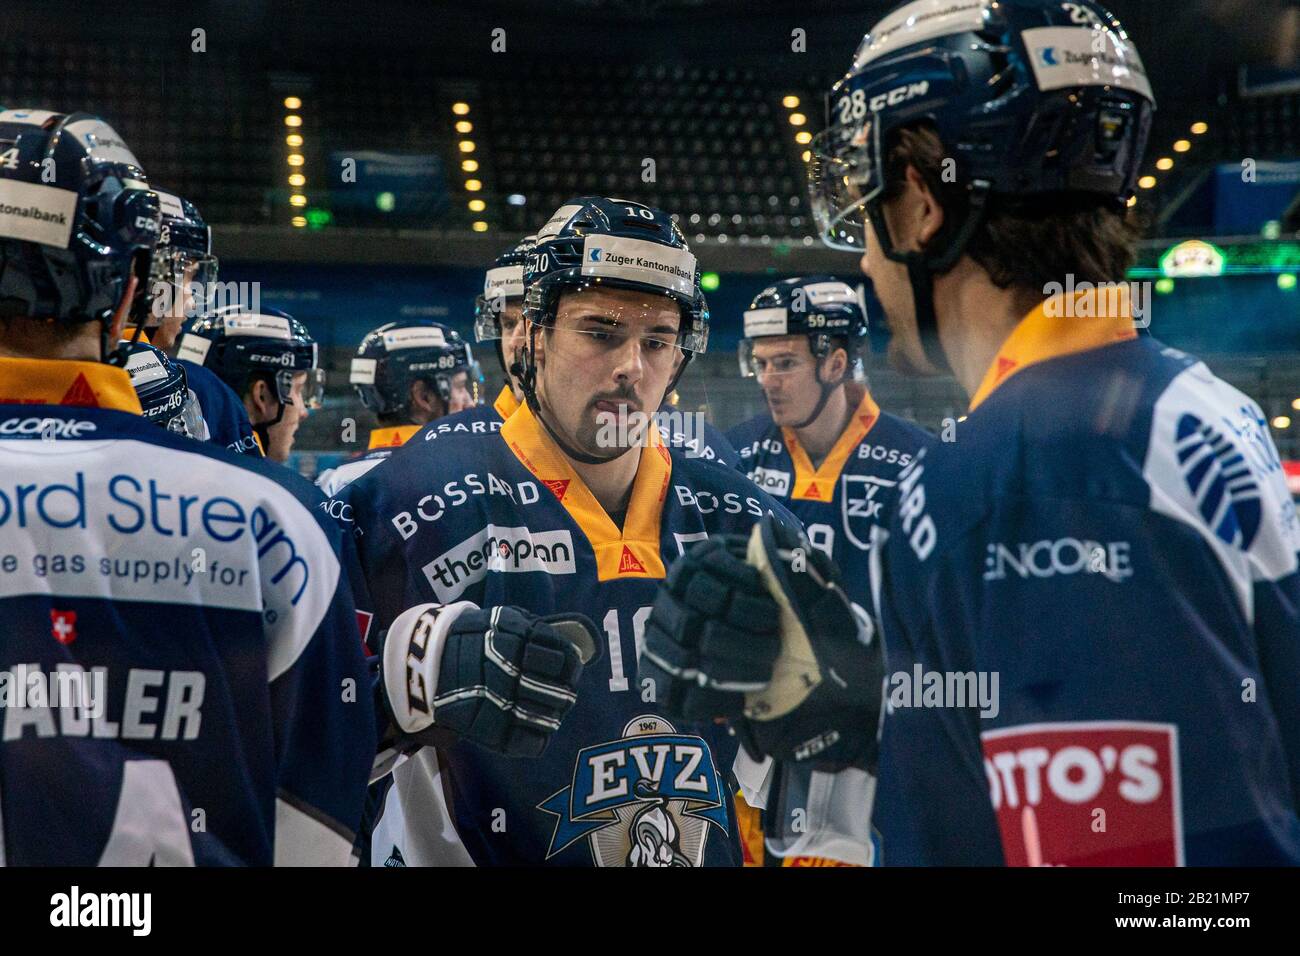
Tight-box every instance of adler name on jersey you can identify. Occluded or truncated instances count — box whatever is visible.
[334,399,796,866]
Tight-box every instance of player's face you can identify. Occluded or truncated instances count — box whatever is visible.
[265,371,310,463]
[446,369,474,414]
[499,302,526,397]
[861,218,931,376]
[751,336,823,427]
[535,286,684,457]
[150,262,200,352]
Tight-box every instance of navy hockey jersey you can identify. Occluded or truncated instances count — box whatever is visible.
[317,425,421,497]
[726,387,933,866]
[179,358,260,456]
[0,357,374,865]
[728,386,933,588]
[871,291,1300,866]
[335,400,797,866]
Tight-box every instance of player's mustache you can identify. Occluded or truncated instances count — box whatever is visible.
[589,387,642,413]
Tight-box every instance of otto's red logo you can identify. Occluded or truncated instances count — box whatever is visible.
[981,722,1183,866]
[50,609,78,644]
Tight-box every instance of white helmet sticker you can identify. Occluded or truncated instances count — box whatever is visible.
[124,348,169,386]
[855,0,990,69]
[350,357,378,385]
[743,307,790,338]
[0,109,61,125]
[176,334,213,365]
[537,204,585,240]
[155,190,186,221]
[383,326,447,350]
[65,118,141,169]
[803,281,858,305]
[0,180,78,248]
[1024,25,1154,101]
[483,265,525,299]
[223,313,292,339]
[580,234,696,297]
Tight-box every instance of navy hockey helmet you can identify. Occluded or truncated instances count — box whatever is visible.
[739,276,868,378]
[122,339,205,437]
[178,305,324,410]
[474,234,534,343]
[809,0,1154,367]
[148,189,216,320]
[351,320,482,418]
[0,109,160,350]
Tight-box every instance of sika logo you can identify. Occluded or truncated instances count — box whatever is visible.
[1174,412,1262,549]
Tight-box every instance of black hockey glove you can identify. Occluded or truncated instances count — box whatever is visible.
[381,602,600,758]
[637,534,783,722]
[638,514,882,772]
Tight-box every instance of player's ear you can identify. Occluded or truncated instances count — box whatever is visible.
[245,377,274,421]
[410,379,439,418]
[904,163,945,251]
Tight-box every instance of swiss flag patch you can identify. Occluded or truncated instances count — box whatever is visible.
[50,609,77,645]
[542,478,570,502]
[60,374,99,407]
[618,545,647,574]
[981,722,1183,866]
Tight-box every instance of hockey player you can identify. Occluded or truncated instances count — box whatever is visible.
[315,320,480,496]
[146,190,259,455]
[178,306,324,463]
[473,235,534,421]
[333,197,797,866]
[725,276,932,865]
[0,109,373,864]
[647,0,1300,865]
[121,339,207,439]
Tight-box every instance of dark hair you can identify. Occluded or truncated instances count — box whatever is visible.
[882,124,1140,297]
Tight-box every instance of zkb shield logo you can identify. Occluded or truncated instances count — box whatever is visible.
[841,474,894,551]
[588,247,603,262]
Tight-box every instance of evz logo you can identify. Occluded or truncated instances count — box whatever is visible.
[1174,412,1262,550]
[841,474,894,550]
[538,715,729,866]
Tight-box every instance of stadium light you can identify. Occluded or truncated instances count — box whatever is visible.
[802,150,811,163]
[465,179,482,192]
[283,96,302,110]
[452,102,470,115]
[1280,273,1298,291]
[1291,398,1300,411]
[1127,195,1138,207]
[1138,175,1156,189]
[795,130,812,145]
[456,121,473,134]
[468,199,486,212]
[289,194,307,207]
[284,114,302,128]
[1156,157,1173,171]
[1272,416,1292,429]
[288,173,306,187]
[458,140,476,153]
[472,221,489,232]
[286,133,303,147]
[1173,139,1191,153]
[291,216,307,228]
[462,159,479,172]
[782,95,800,108]
[788,113,806,126]
[1191,121,1208,135]
[287,154,304,166]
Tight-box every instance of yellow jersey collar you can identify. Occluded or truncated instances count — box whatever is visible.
[493,386,521,420]
[0,356,143,414]
[368,425,422,449]
[501,400,672,581]
[782,388,881,502]
[968,287,1138,413]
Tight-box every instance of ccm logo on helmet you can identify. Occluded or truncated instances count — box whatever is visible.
[251,353,295,366]
[0,417,97,439]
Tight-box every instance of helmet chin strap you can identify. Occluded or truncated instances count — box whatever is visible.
[869,181,991,377]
